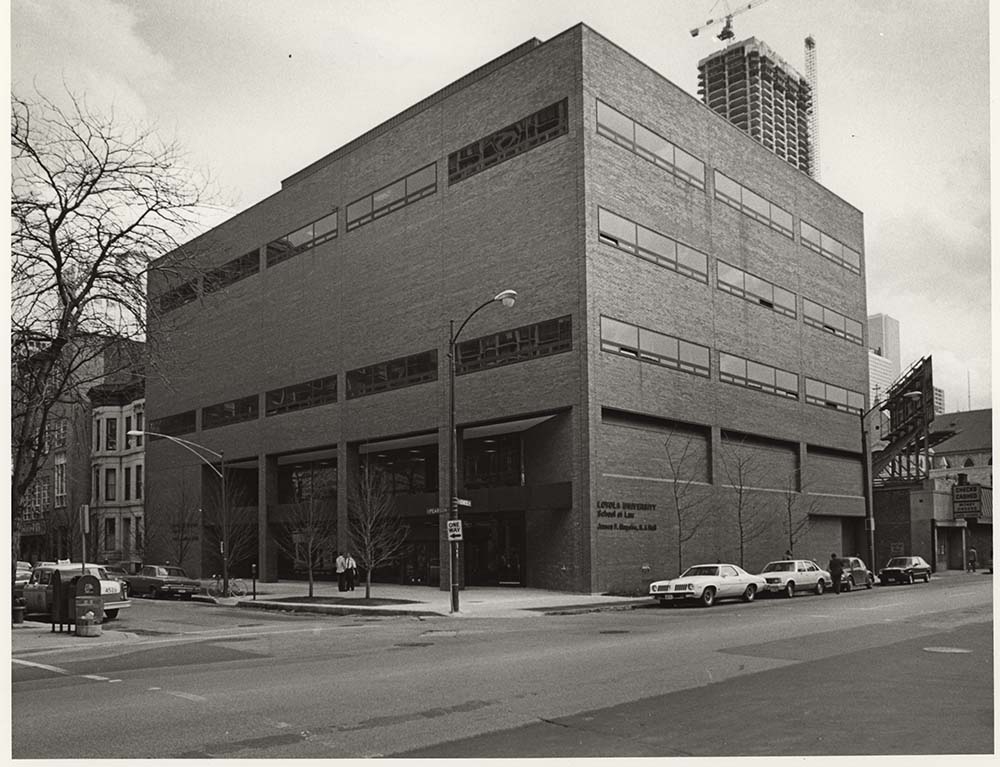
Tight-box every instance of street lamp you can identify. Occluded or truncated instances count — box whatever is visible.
[447,289,517,613]
[860,391,922,569]
[128,430,228,596]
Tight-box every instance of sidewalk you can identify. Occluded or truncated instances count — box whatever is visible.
[11,581,647,655]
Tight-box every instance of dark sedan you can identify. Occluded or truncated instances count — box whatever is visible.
[127,565,202,599]
[879,556,932,585]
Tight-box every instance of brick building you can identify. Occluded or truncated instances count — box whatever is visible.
[146,25,869,593]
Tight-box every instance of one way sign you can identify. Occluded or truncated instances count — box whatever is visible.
[446,520,463,542]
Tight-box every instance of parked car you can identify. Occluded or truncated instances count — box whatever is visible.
[22,562,131,620]
[649,563,766,607]
[13,566,33,600]
[879,556,932,585]
[838,556,875,591]
[759,559,831,597]
[126,565,202,599]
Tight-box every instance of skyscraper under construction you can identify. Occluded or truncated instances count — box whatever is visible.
[698,37,814,177]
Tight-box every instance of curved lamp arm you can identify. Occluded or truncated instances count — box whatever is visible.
[127,430,223,477]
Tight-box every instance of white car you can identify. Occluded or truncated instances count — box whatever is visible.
[759,559,830,597]
[649,563,767,607]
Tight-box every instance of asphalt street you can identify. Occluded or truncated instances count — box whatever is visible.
[10,574,994,758]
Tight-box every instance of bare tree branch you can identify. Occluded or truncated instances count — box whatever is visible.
[348,465,408,599]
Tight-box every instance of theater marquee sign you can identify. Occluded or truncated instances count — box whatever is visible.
[596,499,658,532]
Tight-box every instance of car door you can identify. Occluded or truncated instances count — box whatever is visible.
[24,568,50,612]
[797,562,816,590]
[718,565,741,597]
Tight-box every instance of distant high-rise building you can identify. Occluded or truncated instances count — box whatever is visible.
[933,387,946,415]
[698,37,814,176]
[867,314,900,406]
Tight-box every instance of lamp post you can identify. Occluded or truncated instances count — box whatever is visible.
[128,430,228,596]
[447,289,517,613]
[860,390,922,569]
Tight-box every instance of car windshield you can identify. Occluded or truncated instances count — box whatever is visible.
[762,562,794,572]
[681,566,719,578]
[886,558,912,567]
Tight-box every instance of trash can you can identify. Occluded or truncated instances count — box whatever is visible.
[12,599,25,624]
[74,574,104,638]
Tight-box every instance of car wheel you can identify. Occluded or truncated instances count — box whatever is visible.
[906,573,914,585]
[700,587,716,607]
[742,584,757,602]
[924,573,931,583]
[815,579,825,595]
[104,609,118,621]
[844,577,854,592]
[866,575,874,589]
[150,588,159,599]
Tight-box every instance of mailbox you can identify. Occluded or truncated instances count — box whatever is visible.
[74,574,103,637]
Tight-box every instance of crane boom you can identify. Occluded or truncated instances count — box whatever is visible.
[690,0,771,40]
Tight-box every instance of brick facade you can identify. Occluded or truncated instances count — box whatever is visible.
[145,25,868,593]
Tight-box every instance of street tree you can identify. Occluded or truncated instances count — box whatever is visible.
[11,87,211,564]
[719,439,772,568]
[780,467,817,557]
[348,464,408,599]
[203,476,257,595]
[275,498,338,598]
[663,429,713,575]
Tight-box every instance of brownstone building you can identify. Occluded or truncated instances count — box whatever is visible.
[146,24,868,593]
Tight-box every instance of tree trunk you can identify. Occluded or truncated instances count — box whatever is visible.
[365,569,372,599]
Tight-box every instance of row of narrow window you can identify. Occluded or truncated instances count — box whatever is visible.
[600,315,864,415]
[150,316,574,436]
[598,207,863,346]
[158,100,571,315]
[595,100,862,274]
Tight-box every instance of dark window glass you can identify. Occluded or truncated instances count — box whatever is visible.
[204,250,261,293]
[800,219,861,275]
[804,377,863,414]
[158,280,198,313]
[266,375,338,416]
[456,316,572,375]
[277,459,338,504]
[202,394,259,430]
[266,211,338,267]
[149,410,196,438]
[463,433,520,490]
[448,99,568,185]
[802,297,863,345]
[106,418,117,451]
[347,164,436,231]
[124,467,132,501]
[346,350,438,399]
[717,261,795,318]
[714,170,793,239]
[720,351,798,399]
[135,464,143,499]
[364,446,438,495]
[105,468,116,502]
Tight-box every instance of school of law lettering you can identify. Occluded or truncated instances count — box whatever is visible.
[596,500,658,532]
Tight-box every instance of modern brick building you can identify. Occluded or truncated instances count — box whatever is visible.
[698,37,814,177]
[146,24,869,593]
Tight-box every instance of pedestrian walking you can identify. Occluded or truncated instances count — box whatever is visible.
[967,546,978,573]
[336,552,348,592]
[345,553,357,591]
[828,553,843,594]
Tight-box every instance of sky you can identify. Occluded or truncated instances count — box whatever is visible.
[9,0,993,412]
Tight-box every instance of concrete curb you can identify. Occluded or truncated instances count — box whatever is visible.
[233,599,447,618]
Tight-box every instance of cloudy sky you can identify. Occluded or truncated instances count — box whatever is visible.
[10,0,992,411]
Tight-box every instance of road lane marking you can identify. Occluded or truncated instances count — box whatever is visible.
[13,659,121,683]
[164,690,207,702]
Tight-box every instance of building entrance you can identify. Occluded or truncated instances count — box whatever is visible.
[461,511,525,586]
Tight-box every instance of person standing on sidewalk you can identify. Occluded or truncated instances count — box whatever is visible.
[967,546,978,572]
[345,553,357,592]
[336,552,348,592]
[828,554,843,594]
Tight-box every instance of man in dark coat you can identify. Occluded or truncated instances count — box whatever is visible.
[828,554,844,594]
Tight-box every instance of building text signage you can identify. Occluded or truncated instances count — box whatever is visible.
[596,500,658,532]
[952,484,982,519]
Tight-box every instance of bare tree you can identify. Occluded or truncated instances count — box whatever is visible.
[275,499,338,598]
[663,430,712,575]
[10,87,211,567]
[348,465,408,599]
[143,477,202,569]
[203,477,257,593]
[779,467,818,557]
[719,440,772,568]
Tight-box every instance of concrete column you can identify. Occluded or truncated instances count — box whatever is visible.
[709,426,723,486]
[258,453,279,581]
[338,440,360,556]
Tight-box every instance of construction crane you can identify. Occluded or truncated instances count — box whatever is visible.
[690,0,771,41]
